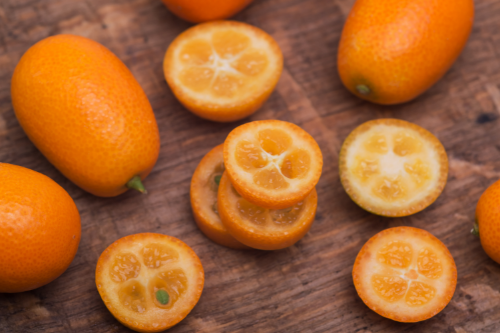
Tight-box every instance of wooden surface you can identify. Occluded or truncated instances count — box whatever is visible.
[1,0,500,332]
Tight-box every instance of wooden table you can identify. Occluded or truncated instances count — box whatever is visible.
[1,0,500,332]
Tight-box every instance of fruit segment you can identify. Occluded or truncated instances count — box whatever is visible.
[96,233,204,332]
[164,21,283,122]
[224,120,323,209]
[110,253,141,283]
[340,119,448,217]
[353,227,457,323]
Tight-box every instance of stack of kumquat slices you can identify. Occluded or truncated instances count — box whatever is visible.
[190,120,323,250]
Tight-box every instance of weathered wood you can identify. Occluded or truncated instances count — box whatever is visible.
[1,0,500,332]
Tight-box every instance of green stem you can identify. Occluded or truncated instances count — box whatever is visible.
[126,176,147,194]
[471,221,479,237]
[356,84,371,95]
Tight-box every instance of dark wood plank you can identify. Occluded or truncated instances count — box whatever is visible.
[2,0,500,332]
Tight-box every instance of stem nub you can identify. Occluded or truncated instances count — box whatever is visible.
[126,176,147,194]
[471,222,480,237]
[356,84,371,95]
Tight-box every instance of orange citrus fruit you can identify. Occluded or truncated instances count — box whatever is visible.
[0,163,81,293]
[95,233,204,332]
[353,227,457,322]
[474,179,500,264]
[11,34,160,197]
[339,119,448,217]
[163,21,283,122]
[190,144,250,250]
[218,172,317,250]
[161,0,253,23]
[338,0,474,104]
[224,120,323,209]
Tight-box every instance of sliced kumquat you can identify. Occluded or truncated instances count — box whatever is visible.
[95,233,204,332]
[224,120,323,209]
[218,172,317,250]
[163,21,283,122]
[353,227,457,323]
[190,144,250,250]
[339,119,448,217]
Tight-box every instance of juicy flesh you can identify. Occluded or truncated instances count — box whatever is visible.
[349,129,434,203]
[178,30,269,98]
[110,246,189,313]
[236,197,305,228]
[371,241,443,307]
[110,253,141,283]
[235,129,312,190]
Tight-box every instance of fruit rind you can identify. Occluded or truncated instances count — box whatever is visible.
[476,179,500,264]
[337,0,474,105]
[0,163,81,293]
[339,118,448,217]
[11,34,160,197]
[352,227,457,323]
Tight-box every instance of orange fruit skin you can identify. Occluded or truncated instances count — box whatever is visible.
[338,0,474,104]
[476,179,500,264]
[161,0,253,23]
[11,34,160,197]
[0,163,81,293]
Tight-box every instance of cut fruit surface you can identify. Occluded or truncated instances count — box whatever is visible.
[224,120,323,209]
[163,21,283,122]
[339,119,448,217]
[218,172,317,250]
[95,233,204,332]
[190,144,250,250]
[353,227,457,323]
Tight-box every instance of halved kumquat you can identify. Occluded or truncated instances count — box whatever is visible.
[218,172,317,250]
[95,233,204,332]
[163,20,283,122]
[339,119,448,217]
[353,227,457,322]
[190,144,250,249]
[224,120,323,209]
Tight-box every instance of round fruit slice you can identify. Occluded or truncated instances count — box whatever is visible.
[190,144,250,250]
[224,120,323,209]
[163,20,283,122]
[218,172,317,250]
[353,227,457,322]
[95,233,204,332]
[339,119,448,217]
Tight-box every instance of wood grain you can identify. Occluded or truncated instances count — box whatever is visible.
[1,0,500,332]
